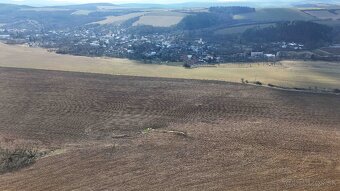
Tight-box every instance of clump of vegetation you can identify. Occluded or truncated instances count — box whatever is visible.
[0,148,40,174]
[333,89,340,93]
[142,127,154,134]
[241,79,263,86]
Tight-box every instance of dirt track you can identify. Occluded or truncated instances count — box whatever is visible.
[0,67,339,191]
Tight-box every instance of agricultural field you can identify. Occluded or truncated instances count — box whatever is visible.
[321,47,340,55]
[132,11,187,27]
[233,8,314,22]
[304,10,340,20]
[20,8,70,12]
[0,43,339,89]
[0,67,339,190]
[91,12,147,25]
[71,10,93,15]
[214,23,275,35]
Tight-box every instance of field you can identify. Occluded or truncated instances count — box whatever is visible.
[0,43,339,89]
[304,10,340,20]
[20,8,70,12]
[132,11,187,27]
[0,67,339,190]
[71,10,93,15]
[321,47,340,55]
[233,8,314,22]
[91,12,147,25]
[214,23,275,35]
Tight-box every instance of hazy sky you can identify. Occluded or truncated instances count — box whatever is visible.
[5,0,249,4]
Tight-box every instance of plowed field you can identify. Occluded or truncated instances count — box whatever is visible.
[0,67,339,191]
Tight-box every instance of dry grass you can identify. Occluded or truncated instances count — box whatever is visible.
[71,10,93,15]
[20,8,70,12]
[0,43,339,89]
[92,12,147,25]
[133,11,187,27]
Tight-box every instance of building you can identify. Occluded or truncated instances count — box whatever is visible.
[251,52,264,58]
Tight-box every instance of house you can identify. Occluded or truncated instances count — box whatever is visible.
[0,34,10,39]
[251,52,264,58]
[264,54,276,61]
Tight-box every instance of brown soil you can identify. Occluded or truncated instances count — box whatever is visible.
[0,67,339,191]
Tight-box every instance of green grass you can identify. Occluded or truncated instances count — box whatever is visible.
[234,8,314,22]
[142,128,154,134]
[215,23,275,35]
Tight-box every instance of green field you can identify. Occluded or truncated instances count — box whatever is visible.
[234,8,314,22]
[0,43,339,89]
[215,23,275,35]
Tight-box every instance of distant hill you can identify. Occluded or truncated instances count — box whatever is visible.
[48,3,119,10]
[1,1,340,9]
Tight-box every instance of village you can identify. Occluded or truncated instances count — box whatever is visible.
[0,22,338,67]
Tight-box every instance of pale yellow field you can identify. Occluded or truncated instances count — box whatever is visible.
[21,8,70,12]
[91,12,147,25]
[0,43,339,89]
[133,12,187,27]
[71,10,93,15]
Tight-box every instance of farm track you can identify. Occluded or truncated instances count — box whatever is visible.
[0,67,339,191]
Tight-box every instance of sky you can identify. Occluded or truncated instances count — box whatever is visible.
[1,0,332,6]
[2,0,251,5]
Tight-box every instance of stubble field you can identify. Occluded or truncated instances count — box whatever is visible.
[0,43,339,89]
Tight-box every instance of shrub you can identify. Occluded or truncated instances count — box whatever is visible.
[0,148,39,174]
[334,89,340,93]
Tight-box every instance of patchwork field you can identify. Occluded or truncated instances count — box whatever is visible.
[0,67,339,190]
[0,43,339,90]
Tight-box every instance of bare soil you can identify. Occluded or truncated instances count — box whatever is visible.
[0,67,339,191]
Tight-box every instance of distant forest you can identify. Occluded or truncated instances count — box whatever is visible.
[242,21,333,47]
[177,6,255,30]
